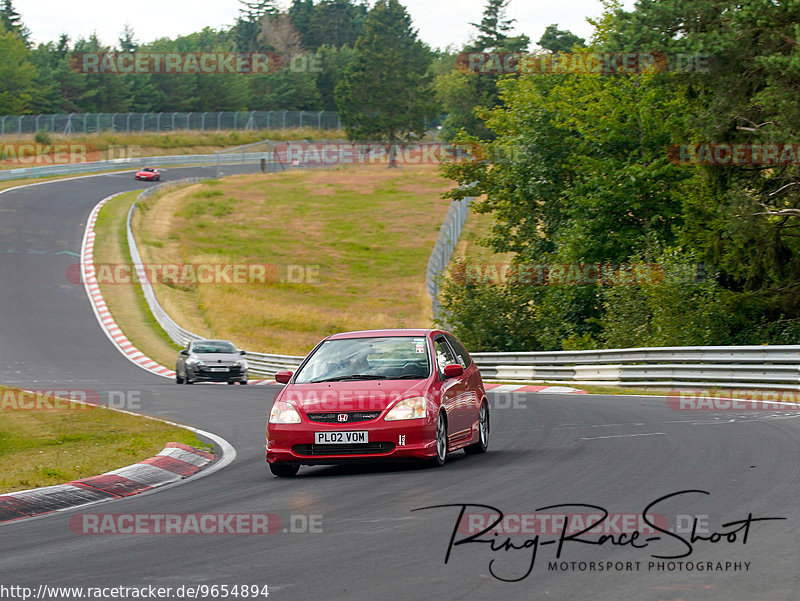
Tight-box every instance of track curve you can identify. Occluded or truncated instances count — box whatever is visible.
[0,167,799,600]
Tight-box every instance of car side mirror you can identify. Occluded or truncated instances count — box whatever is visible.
[240,350,246,355]
[275,371,293,384]
[443,364,464,379]
[180,350,189,356]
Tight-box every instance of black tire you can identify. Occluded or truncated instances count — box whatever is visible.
[269,463,299,477]
[227,381,235,385]
[464,402,489,455]
[175,373,185,384]
[240,380,248,385]
[428,412,448,467]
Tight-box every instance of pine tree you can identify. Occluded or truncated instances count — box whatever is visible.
[537,24,585,52]
[235,0,279,51]
[467,0,527,53]
[334,0,433,154]
[0,0,29,44]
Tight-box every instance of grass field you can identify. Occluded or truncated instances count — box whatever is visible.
[0,386,207,493]
[93,191,183,368]
[132,164,455,356]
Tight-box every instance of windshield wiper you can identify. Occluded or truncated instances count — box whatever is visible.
[310,374,389,383]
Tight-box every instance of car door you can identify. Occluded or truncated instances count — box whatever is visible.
[433,335,471,442]
[444,333,483,424]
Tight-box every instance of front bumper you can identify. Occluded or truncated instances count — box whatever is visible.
[266,420,435,465]
[188,366,247,382]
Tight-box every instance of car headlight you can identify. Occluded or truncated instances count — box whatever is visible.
[384,396,427,421]
[269,401,302,424]
[186,358,204,366]
[236,359,247,368]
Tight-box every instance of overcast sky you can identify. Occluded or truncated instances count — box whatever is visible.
[19,0,637,50]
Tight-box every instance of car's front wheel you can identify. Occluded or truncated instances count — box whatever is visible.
[269,463,299,477]
[428,412,448,467]
[175,373,185,384]
[464,402,489,455]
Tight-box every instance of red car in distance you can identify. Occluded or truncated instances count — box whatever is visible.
[266,329,489,477]
[135,167,160,181]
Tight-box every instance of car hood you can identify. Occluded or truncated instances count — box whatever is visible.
[279,380,430,413]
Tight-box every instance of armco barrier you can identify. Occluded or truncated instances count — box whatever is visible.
[0,151,279,181]
[426,196,471,321]
[471,346,800,390]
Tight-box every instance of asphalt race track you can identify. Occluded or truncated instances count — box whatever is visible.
[1,168,800,600]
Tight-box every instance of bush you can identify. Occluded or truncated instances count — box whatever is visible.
[34,129,52,144]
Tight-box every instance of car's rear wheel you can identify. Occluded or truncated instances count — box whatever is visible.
[227,381,235,385]
[269,463,299,477]
[428,412,448,467]
[464,403,489,455]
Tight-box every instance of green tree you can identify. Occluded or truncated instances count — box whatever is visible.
[435,0,529,140]
[537,24,586,52]
[235,0,279,51]
[334,0,433,150]
[315,44,356,111]
[307,0,368,50]
[0,0,28,44]
[0,22,36,113]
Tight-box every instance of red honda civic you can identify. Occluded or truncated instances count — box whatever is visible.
[266,329,489,477]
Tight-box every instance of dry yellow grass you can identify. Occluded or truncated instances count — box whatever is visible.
[134,164,455,355]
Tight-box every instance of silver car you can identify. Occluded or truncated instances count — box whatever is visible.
[175,339,248,385]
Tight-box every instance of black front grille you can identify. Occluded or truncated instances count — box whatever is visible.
[198,366,242,375]
[293,442,395,456]
[306,412,381,423]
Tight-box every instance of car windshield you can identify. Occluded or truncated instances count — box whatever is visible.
[294,336,431,383]
[142,168,154,172]
[192,341,236,354]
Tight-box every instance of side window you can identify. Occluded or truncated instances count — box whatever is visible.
[434,337,458,374]
[445,334,471,368]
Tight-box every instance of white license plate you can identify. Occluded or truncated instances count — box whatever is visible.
[315,431,368,444]
[210,367,229,372]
